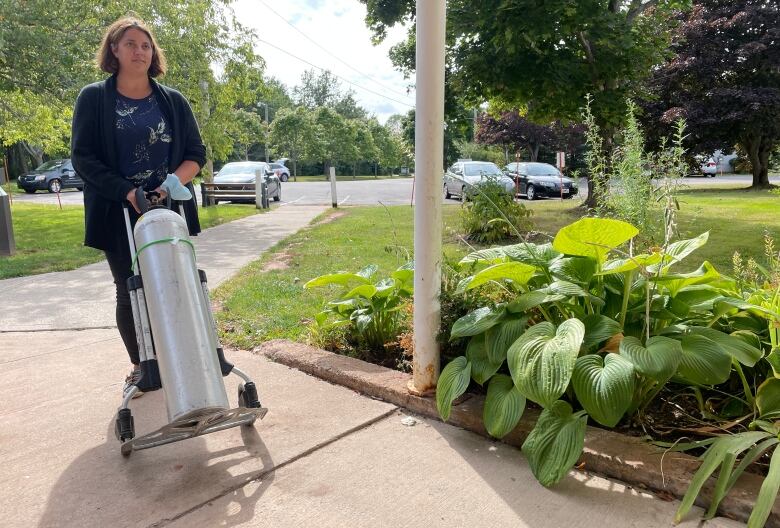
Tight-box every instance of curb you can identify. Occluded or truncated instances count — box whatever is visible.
[255,339,779,527]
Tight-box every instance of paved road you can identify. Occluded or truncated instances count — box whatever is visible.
[8,173,778,208]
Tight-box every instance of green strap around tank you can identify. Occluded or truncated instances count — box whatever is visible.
[131,237,196,274]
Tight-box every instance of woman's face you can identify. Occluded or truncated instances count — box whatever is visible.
[112,27,153,75]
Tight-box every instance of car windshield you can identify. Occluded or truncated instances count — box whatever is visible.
[526,163,560,176]
[463,163,502,177]
[218,163,265,176]
[35,160,64,171]
[269,163,282,169]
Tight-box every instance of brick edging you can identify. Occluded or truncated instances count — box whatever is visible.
[254,339,778,526]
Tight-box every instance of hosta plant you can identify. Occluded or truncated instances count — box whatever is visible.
[436,216,768,493]
[305,262,414,352]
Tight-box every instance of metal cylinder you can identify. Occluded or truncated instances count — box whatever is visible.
[133,208,228,422]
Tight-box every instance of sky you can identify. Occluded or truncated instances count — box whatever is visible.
[231,0,415,123]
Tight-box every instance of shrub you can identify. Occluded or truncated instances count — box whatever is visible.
[458,175,533,244]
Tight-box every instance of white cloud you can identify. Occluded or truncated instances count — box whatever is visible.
[231,0,415,123]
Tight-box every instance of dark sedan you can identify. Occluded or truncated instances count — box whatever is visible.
[17,159,83,193]
[503,162,578,200]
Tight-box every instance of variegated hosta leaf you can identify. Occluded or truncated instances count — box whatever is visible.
[676,335,732,386]
[663,232,709,267]
[508,319,585,408]
[483,375,526,438]
[552,217,639,263]
[466,334,503,385]
[485,317,528,364]
[450,306,506,340]
[619,335,682,382]
[521,400,588,487]
[572,354,635,427]
[436,356,471,421]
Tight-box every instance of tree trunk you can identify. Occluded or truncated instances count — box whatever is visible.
[530,144,540,162]
[21,141,43,167]
[293,159,298,182]
[374,163,378,178]
[353,163,356,180]
[745,135,772,188]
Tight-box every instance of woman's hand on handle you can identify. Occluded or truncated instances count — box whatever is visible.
[126,188,141,213]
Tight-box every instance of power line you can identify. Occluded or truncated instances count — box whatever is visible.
[258,0,414,101]
[256,38,415,109]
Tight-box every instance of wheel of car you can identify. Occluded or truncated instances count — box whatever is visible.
[48,179,62,193]
[526,185,536,200]
[443,183,451,199]
[24,188,36,194]
[280,174,289,182]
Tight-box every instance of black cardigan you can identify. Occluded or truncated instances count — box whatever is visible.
[71,75,206,252]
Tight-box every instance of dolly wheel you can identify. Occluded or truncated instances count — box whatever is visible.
[238,382,261,408]
[115,408,135,444]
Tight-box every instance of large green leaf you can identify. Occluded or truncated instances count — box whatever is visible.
[687,327,762,367]
[343,284,378,299]
[598,253,663,275]
[757,378,780,420]
[651,261,720,297]
[619,336,682,382]
[582,314,622,349]
[540,280,589,297]
[456,262,536,293]
[304,272,371,289]
[450,306,506,340]
[572,353,634,427]
[507,292,566,313]
[483,374,526,439]
[436,357,471,421]
[508,319,585,408]
[664,232,709,266]
[505,242,561,267]
[356,264,378,280]
[522,400,588,487]
[485,317,528,364]
[465,334,503,385]
[552,218,639,263]
[549,256,597,284]
[676,335,732,386]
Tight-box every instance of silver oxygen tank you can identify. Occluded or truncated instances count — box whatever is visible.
[133,208,229,422]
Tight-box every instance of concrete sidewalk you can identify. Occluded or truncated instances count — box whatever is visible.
[0,205,744,527]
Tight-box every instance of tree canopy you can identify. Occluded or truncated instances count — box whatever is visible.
[642,0,780,187]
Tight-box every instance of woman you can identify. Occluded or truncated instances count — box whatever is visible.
[71,16,206,396]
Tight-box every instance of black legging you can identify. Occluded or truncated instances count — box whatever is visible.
[105,242,140,365]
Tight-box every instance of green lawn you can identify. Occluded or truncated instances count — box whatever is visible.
[0,203,262,279]
[214,186,780,350]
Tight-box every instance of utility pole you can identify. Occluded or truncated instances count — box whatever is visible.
[199,80,214,181]
[258,102,269,163]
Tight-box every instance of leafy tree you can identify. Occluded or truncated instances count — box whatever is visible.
[260,77,294,122]
[359,0,686,206]
[310,107,356,176]
[293,69,369,119]
[642,1,780,187]
[476,112,585,163]
[269,106,312,179]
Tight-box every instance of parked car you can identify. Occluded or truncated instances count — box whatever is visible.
[503,162,578,200]
[212,161,281,204]
[444,161,515,200]
[17,159,83,193]
[701,158,718,177]
[269,161,290,182]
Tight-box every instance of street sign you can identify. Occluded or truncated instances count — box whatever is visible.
[556,151,566,169]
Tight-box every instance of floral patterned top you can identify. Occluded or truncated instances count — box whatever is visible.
[114,92,173,191]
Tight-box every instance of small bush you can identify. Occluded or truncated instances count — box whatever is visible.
[458,176,533,244]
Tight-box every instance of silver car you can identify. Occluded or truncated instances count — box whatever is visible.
[213,161,281,203]
[444,160,515,201]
